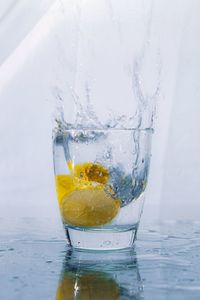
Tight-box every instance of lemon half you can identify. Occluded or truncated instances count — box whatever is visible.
[61,189,120,227]
[55,162,120,227]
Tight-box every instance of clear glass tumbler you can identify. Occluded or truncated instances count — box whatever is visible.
[53,128,152,250]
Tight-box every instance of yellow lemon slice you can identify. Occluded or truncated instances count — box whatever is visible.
[61,189,120,227]
[68,161,109,184]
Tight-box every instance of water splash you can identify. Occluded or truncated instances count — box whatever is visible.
[52,0,161,132]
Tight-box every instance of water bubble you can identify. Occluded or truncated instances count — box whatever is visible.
[103,240,111,246]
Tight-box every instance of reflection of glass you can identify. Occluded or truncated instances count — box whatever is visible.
[56,249,143,300]
[53,129,152,250]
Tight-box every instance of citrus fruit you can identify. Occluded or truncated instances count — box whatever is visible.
[61,189,120,227]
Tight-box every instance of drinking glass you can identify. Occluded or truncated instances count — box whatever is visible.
[53,128,152,250]
[52,0,157,250]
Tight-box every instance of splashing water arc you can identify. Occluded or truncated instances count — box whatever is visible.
[52,0,161,132]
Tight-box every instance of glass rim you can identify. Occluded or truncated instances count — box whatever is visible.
[54,127,154,133]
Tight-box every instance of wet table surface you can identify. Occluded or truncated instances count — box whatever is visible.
[0,218,200,300]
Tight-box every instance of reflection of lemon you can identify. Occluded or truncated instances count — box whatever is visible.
[72,162,109,184]
[56,271,120,300]
[62,189,120,227]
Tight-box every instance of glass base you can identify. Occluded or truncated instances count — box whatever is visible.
[65,227,138,251]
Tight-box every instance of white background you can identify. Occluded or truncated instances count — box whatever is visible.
[0,0,200,222]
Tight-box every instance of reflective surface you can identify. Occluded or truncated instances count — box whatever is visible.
[0,219,200,299]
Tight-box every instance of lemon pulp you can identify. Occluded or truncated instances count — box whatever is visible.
[71,162,109,184]
[62,189,120,227]
[55,175,103,208]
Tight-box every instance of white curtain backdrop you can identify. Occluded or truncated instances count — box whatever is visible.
[0,0,200,221]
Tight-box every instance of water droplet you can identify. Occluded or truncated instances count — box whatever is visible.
[46,260,53,264]
[103,240,111,246]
